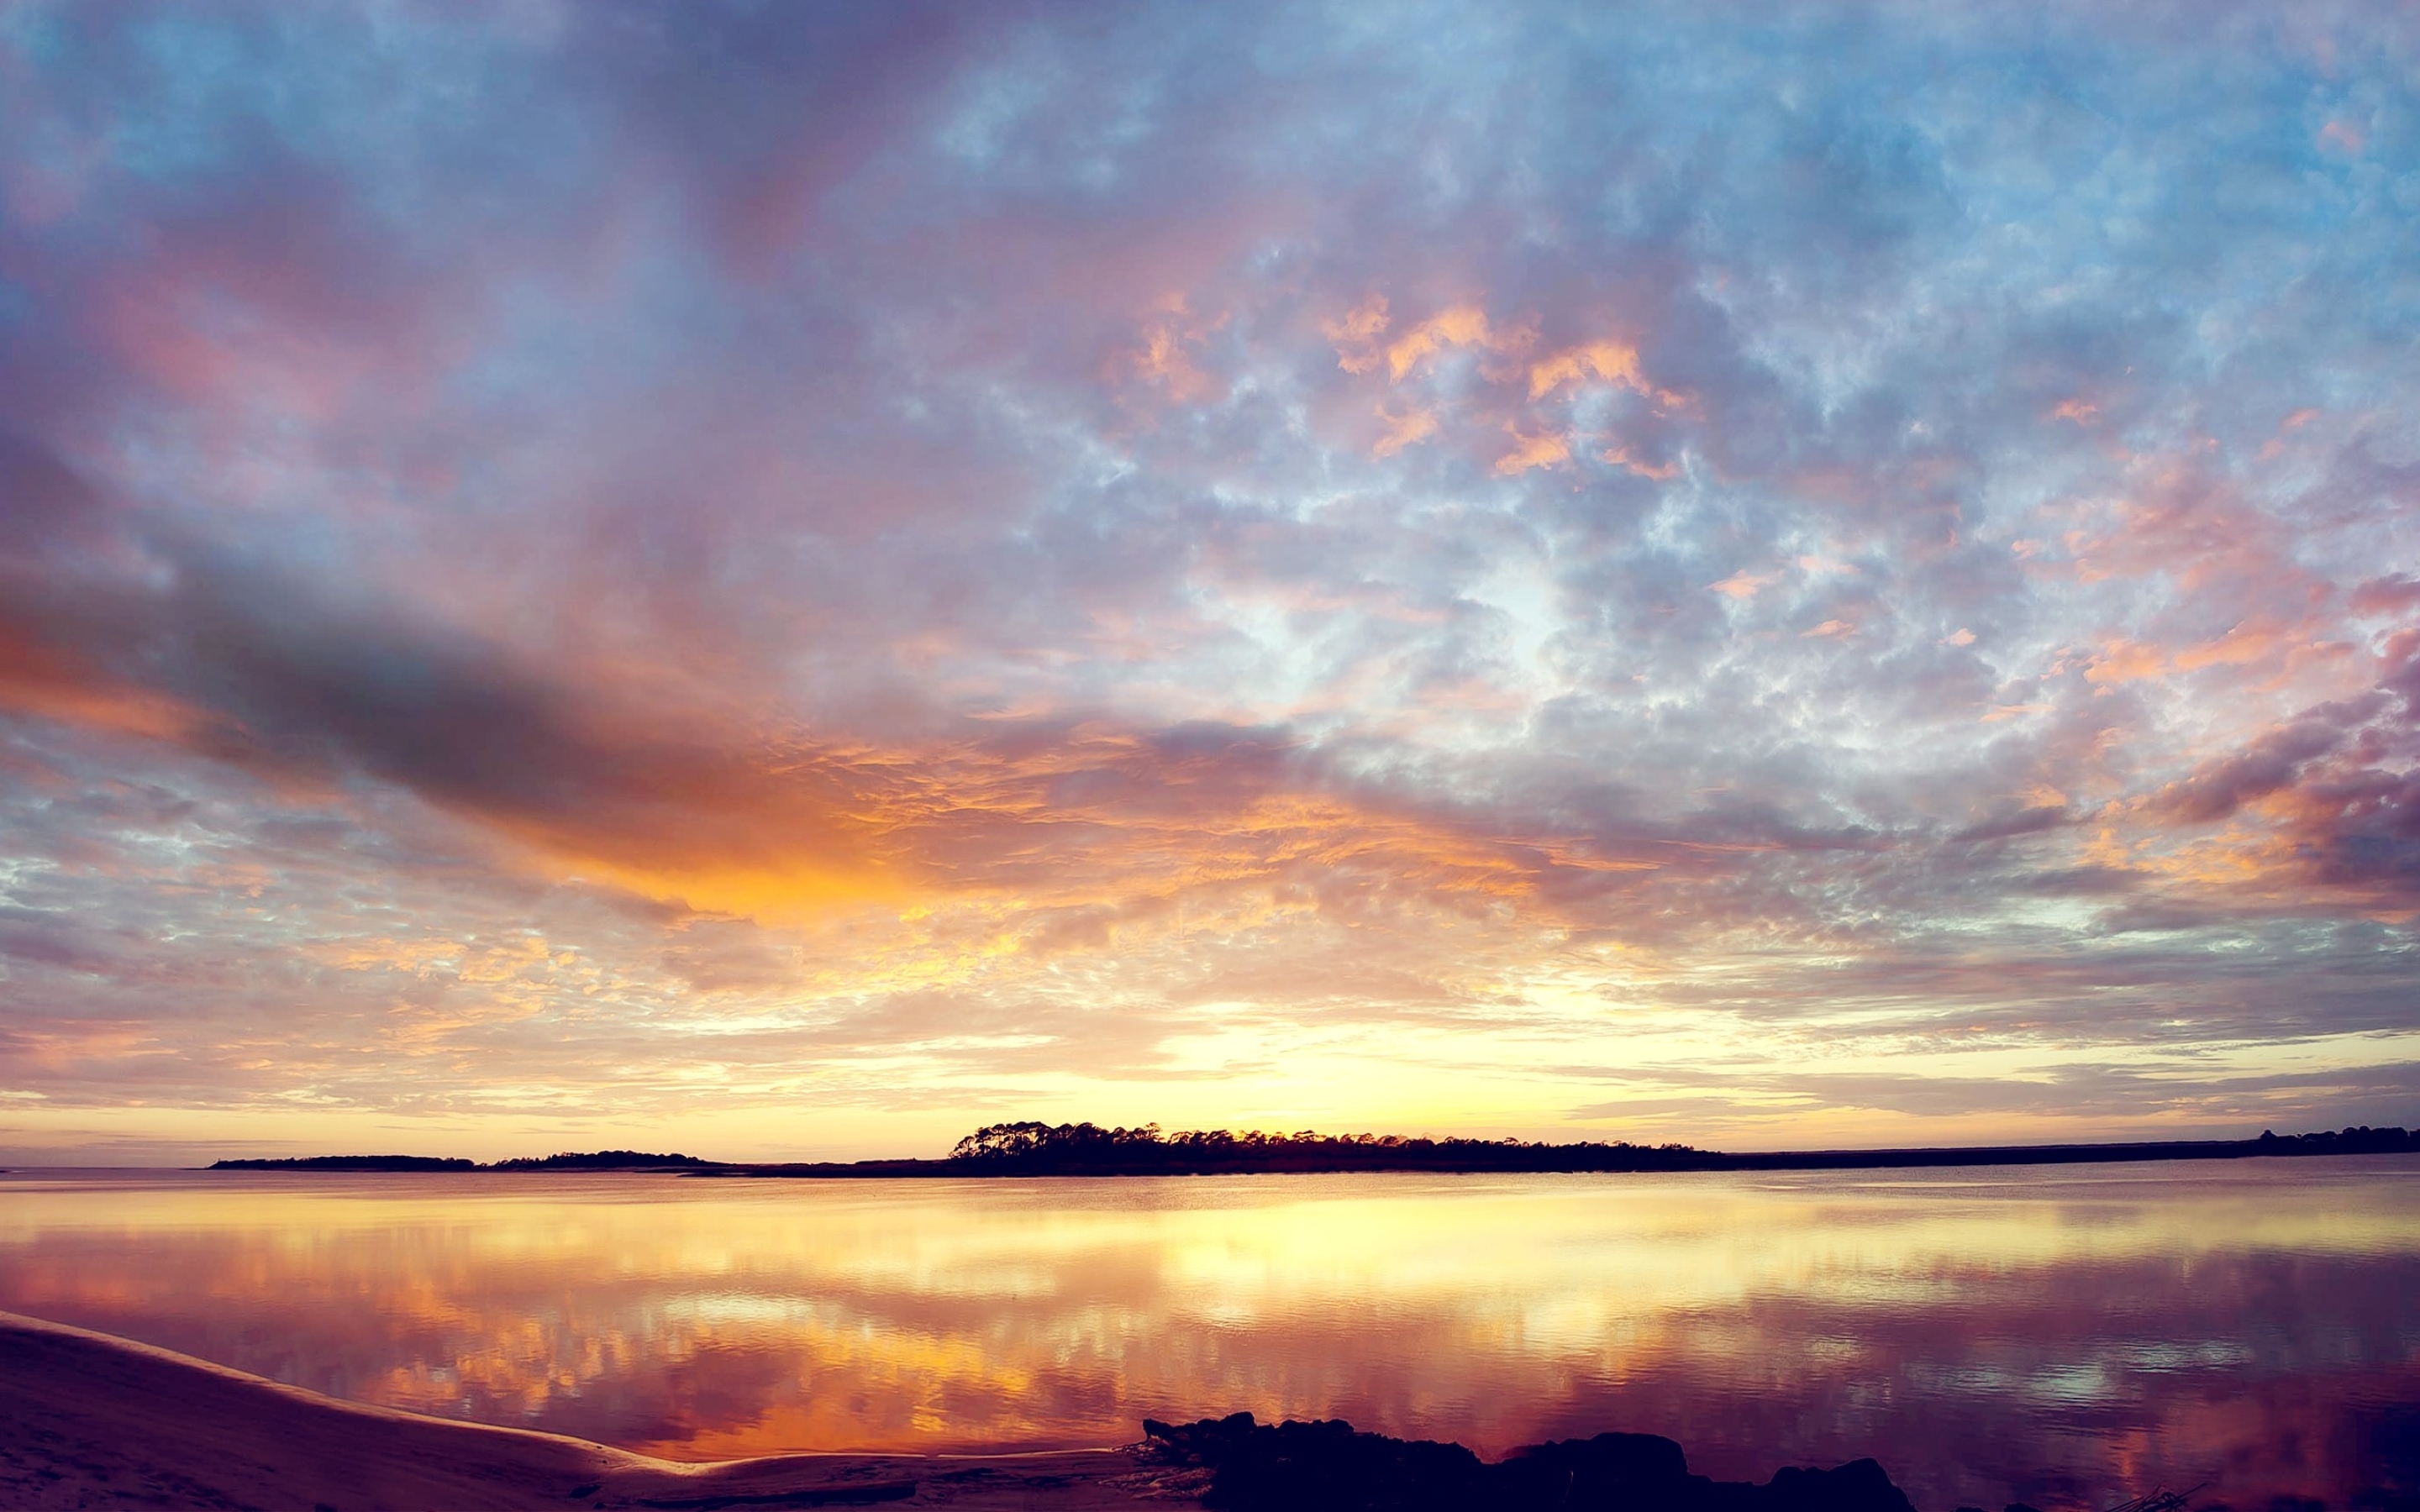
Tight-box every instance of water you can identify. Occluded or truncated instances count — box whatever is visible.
[1,1158,2414,1510]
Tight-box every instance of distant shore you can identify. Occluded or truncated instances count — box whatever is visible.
[703,1126,2418,1179]
[204,1123,2417,1178]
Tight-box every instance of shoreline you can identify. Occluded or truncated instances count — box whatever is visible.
[0,1309,1179,1509]
[191,1128,2420,1179]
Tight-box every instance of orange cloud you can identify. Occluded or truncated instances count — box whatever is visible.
[1372,404,1439,457]
[1603,445,1679,480]
[1124,297,1222,404]
[1386,304,1500,380]
[1530,340,1687,412]
[1135,328,1213,402]
[1494,425,1570,475]
[0,624,208,744]
[1323,293,1392,373]
[2085,638,2165,685]
[2171,619,2286,673]
[1528,340,1644,398]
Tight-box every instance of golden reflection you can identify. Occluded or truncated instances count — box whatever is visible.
[0,1163,2414,1511]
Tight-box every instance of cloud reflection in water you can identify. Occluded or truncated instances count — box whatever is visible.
[0,1162,2414,1511]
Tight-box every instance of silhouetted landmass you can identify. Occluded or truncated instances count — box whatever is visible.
[1142,1411,1918,1512]
[204,1124,2418,1179]
[708,1120,2420,1178]
[487,1150,713,1170]
[208,1155,478,1171]
[206,1151,699,1172]
[942,1121,1714,1173]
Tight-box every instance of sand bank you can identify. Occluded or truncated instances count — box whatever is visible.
[0,1310,1193,1510]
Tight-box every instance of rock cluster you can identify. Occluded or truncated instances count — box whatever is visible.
[1143,1413,1919,1512]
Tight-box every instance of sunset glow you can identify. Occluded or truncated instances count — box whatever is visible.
[2,3,2416,1162]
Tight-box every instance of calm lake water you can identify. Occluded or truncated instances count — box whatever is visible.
[1,1159,2414,1509]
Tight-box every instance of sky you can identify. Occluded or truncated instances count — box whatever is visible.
[1,1,2416,1163]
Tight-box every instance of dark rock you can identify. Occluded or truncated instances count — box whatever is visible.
[1496,1431,1698,1509]
[1757,1460,1918,1512]
[1147,1413,1490,1510]
[1142,1414,1918,1512]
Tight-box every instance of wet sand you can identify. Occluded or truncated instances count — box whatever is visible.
[0,1310,1200,1510]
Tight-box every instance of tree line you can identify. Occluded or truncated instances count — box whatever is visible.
[945,1121,1711,1173]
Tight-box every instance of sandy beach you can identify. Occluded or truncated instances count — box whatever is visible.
[0,1310,1195,1510]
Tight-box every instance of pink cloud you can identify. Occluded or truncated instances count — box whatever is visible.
[1708,570,1779,601]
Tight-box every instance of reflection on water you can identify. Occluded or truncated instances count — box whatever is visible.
[0,1160,2414,1510]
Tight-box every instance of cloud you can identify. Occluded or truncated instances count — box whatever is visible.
[1382,304,1507,381]
[1324,294,1393,374]
[1602,445,1679,480]
[1494,425,1570,476]
[1528,341,1644,400]
[2144,719,2348,825]
[1707,570,1779,601]
[1372,405,1439,458]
